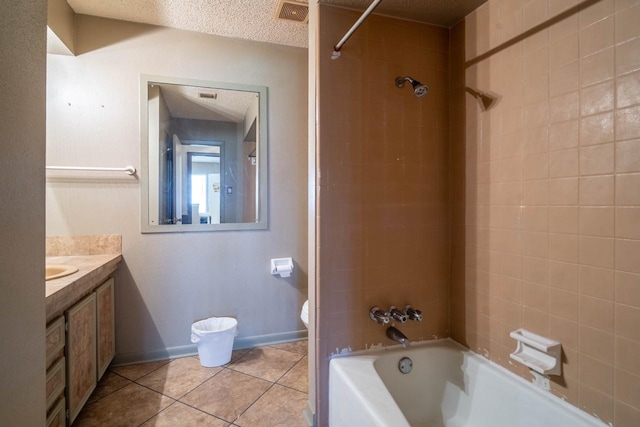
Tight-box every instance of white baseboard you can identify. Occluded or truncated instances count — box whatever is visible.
[112,329,308,366]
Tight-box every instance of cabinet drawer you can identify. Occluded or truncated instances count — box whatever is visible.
[46,397,66,427]
[46,356,65,411]
[46,317,65,368]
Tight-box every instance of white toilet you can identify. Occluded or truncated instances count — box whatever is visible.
[301,300,309,329]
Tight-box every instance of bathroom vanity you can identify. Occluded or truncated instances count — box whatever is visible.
[45,237,121,426]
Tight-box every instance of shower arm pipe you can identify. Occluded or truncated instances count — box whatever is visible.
[46,165,137,175]
[331,0,382,60]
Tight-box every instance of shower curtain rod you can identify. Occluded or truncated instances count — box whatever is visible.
[46,165,137,175]
[331,0,382,60]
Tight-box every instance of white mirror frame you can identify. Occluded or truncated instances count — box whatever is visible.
[140,74,268,233]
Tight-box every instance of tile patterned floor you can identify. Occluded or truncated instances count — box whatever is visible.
[74,340,309,427]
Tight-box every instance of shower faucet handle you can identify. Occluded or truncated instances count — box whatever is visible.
[403,305,423,322]
[388,306,408,323]
[369,306,390,325]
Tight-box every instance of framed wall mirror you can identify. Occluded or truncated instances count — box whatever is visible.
[140,75,268,233]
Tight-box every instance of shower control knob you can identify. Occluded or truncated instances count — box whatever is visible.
[403,305,423,322]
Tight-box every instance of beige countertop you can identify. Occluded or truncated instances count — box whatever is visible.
[46,254,122,323]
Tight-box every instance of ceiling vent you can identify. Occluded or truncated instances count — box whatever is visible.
[276,0,309,23]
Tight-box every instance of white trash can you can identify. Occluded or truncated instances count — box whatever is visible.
[191,317,238,367]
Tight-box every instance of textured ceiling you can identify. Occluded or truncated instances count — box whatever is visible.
[324,0,487,27]
[67,0,486,48]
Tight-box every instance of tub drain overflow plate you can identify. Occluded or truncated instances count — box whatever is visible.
[398,357,413,374]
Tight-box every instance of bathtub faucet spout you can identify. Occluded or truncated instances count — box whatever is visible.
[386,326,410,348]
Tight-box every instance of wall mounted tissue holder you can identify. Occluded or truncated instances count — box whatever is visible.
[510,328,562,376]
[271,258,294,278]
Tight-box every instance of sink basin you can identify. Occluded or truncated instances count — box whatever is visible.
[46,265,79,281]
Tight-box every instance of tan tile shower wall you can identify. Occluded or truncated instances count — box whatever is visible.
[463,0,640,425]
[316,5,451,424]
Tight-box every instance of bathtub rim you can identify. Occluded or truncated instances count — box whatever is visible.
[328,337,609,427]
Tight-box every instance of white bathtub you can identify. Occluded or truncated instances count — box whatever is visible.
[329,339,607,427]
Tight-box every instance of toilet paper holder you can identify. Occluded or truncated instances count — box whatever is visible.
[271,257,294,278]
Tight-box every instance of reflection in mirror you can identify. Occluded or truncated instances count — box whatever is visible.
[141,75,268,233]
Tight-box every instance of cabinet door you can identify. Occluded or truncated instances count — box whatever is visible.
[96,277,115,379]
[66,293,97,425]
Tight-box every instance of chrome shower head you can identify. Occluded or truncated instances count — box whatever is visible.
[395,76,429,98]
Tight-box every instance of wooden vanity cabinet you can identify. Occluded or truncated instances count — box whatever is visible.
[65,293,97,425]
[64,276,116,425]
[96,278,115,378]
[45,317,66,425]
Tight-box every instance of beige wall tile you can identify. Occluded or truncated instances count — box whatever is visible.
[524,0,549,30]
[549,61,580,97]
[579,112,614,146]
[615,4,640,42]
[579,385,614,425]
[549,120,579,150]
[549,233,580,263]
[579,175,614,205]
[550,34,579,69]
[523,281,549,311]
[549,91,579,123]
[616,105,640,140]
[616,271,640,307]
[615,401,640,427]
[616,173,640,205]
[579,143,614,175]
[614,370,640,414]
[580,265,615,300]
[549,314,579,349]
[580,295,615,331]
[616,336,640,375]
[523,206,548,231]
[549,287,578,320]
[579,207,615,237]
[616,37,640,76]
[524,154,550,180]
[616,207,640,239]
[549,260,579,291]
[616,139,640,172]
[580,325,614,363]
[549,206,579,233]
[549,177,579,205]
[524,47,549,80]
[616,238,640,273]
[580,80,615,116]
[616,70,640,108]
[524,179,549,205]
[581,47,614,86]
[579,236,615,268]
[580,16,615,57]
[549,148,579,177]
[580,0,615,29]
[523,256,548,285]
[615,304,640,342]
[579,354,614,395]
[523,306,549,335]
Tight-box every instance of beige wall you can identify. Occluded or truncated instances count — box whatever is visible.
[0,0,47,424]
[46,16,308,362]
[316,5,451,425]
[462,0,640,425]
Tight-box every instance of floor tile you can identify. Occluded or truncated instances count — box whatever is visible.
[141,401,230,426]
[137,356,222,399]
[235,384,308,427]
[270,339,308,355]
[86,372,132,406]
[73,383,174,427]
[180,369,271,423]
[110,359,170,381]
[277,356,308,393]
[229,347,303,382]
